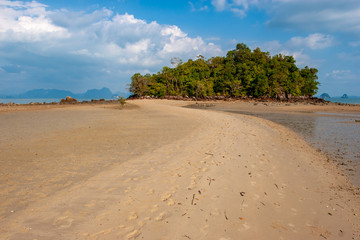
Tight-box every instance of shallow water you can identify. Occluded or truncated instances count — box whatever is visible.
[188,104,360,188]
[0,98,114,104]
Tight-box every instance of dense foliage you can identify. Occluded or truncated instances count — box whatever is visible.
[129,43,319,98]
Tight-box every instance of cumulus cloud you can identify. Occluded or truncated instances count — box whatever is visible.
[0,0,70,42]
[0,1,223,93]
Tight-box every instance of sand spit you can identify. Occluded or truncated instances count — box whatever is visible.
[0,100,359,239]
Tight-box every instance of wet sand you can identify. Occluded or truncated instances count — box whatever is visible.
[0,100,359,239]
[188,101,360,187]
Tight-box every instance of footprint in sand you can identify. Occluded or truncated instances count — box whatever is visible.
[138,217,151,227]
[210,208,220,216]
[155,212,168,221]
[238,222,251,231]
[167,199,175,206]
[252,194,260,200]
[290,208,298,215]
[127,229,141,239]
[128,212,138,221]
[95,228,112,235]
[105,187,117,194]
[85,200,97,208]
[161,193,172,202]
[53,215,74,229]
[200,225,209,234]
[151,205,159,213]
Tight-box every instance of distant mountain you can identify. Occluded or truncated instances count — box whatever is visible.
[17,89,75,99]
[3,87,119,99]
[319,93,331,99]
[84,87,113,99]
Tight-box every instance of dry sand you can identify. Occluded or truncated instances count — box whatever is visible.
[0,100,359,239]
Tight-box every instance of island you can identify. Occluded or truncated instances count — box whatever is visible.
[320,93,331,99]
[129,43,319,100]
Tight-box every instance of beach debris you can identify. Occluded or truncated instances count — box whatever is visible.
[328,212,332,216]
[240,192,246,197]
[191,194,195,205]
[205,152,214,156]
[355,120,360,123]
[274,184,279,190]
[260,201,266,206]
[224,211,228,220]
[320,233,327,239]
[207,177,215,186]
[184,235,191,239]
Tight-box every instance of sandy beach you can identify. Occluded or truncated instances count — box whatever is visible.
[0,100,359,239]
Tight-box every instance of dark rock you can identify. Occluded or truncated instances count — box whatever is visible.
[60,96,78,104]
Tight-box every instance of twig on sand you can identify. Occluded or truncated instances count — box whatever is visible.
[184,235,191,239]
[274,184,279,190]
[207,177,214,186]
[205,152,214,156]
[191,194,195,205]
[320,233,327,239]
[224,211,228,220]
[240,192,245,196]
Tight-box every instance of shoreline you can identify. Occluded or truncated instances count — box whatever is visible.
[187,100,360,188]
[1,100,359,239]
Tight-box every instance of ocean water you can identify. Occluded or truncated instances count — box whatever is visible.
[0,98,114,104]
[326,98,360,104]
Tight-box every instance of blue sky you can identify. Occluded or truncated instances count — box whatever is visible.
[0,0,359,96]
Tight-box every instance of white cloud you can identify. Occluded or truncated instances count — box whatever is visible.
[325,69,355,80]
[267,0,360,36]
[0,0,70,42]
[212,0,227,11]
[288,33,334,50]
[349,41,360,47]
[189,1,209,11]
[0,1,223,92]
[210,0,259,17]
[230,8,246,18]
[253,34,329,67]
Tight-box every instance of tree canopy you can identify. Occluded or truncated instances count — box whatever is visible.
[129,43,319,99]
